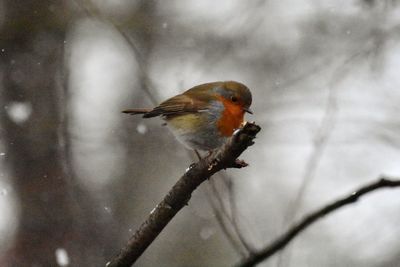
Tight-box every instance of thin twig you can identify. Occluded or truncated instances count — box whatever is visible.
[206,171,256,256]
[107,122,261,267]
[222,173,256,253]
[236,176,400,267]
[206,183,248,257]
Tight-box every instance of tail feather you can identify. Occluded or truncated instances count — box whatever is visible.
[122,108,152,116]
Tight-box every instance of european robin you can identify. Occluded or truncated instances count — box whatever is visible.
[123,81,253,153]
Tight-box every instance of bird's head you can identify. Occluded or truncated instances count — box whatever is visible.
[213,81,253,114]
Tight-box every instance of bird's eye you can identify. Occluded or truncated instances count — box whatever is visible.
[231,96,238,102]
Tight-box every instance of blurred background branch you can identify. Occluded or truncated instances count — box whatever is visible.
[238,176,400,267]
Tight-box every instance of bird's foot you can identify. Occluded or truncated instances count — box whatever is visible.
[207,158,220,171]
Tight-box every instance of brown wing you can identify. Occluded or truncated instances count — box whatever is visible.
[143,94,209,118]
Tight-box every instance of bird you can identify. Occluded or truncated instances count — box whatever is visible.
[123,81,253,156]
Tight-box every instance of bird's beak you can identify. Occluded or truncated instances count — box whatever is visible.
[244,107,253,114]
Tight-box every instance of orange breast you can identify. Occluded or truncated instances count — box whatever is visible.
[216,96,245,137]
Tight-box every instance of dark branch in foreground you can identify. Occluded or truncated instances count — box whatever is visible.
[236,176,400,267]
[107,122,261,267]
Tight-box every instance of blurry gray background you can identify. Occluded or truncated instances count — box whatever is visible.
[1,0,400,266]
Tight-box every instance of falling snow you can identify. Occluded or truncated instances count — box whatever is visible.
[200,227,215,240]
[55,248,69,266]
[0,189,7,196]
[136,123,148,135]
[6,102,32,124]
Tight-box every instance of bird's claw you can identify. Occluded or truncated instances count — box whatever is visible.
[233,159,248,168]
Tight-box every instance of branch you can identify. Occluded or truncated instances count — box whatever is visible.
[236,176,400,267]
[107,122,261,267]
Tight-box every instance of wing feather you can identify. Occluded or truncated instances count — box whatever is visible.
[143,94,209,118]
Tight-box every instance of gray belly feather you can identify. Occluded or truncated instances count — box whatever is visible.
[166,100,227,151]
